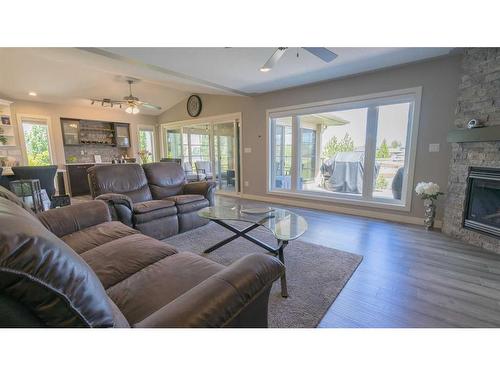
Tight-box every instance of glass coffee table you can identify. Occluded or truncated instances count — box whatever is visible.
[198,205,308,297]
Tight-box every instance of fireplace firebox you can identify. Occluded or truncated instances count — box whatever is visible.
[464,167,500,238]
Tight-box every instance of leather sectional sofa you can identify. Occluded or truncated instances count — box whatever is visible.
[0,186,284,328]
[88,162,215,240]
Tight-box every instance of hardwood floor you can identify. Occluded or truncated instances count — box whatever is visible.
[217,195,500,328]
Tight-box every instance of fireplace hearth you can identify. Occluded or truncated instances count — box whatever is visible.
[464,167,500,238]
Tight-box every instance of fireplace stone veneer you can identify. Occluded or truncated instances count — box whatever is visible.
[443,48,500,253]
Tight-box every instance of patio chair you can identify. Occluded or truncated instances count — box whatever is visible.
[195,161,214,181]
[160,158,182,165]
[183,161,204,182]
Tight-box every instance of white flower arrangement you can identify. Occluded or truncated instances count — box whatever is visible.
[415,181,443,200]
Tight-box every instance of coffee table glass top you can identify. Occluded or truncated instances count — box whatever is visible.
[198,205,307,241]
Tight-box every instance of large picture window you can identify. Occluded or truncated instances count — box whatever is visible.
[267,88,421,210]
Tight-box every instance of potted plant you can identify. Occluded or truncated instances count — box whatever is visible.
[138,149,152,165]
[415,182,444,230]
[0,128,7,145]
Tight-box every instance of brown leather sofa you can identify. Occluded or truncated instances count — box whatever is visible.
[0,186,284,328]
[88,162,215,239]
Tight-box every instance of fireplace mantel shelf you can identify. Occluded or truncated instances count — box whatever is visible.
[447,126,500,143]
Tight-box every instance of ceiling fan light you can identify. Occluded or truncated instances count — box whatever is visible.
[132,106,140,114]
[125,105,133,114]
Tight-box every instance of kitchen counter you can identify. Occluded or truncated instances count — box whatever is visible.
[2,166,66,176]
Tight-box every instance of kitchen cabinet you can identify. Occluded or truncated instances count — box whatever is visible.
[60,118,130,148]
[115,123,130,148]
[61,118,80,145]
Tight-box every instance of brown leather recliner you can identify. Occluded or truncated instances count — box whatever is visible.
[142,162,213,233]
[88,163,215,239]
[0,186,284,328]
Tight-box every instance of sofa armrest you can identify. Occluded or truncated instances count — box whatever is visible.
[182,181,216,205]
[95,193,134,227]
[37,200,111,238]
[133,254,285,328]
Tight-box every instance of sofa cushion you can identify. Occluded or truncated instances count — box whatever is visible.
[143,162,185,199]
[0,186,36,216]
[164,194,209,214]
[39,200,112,239]
[107,252,224,325]
[88,164,152,203]
[81,233,177,289]
[61,221,140,255]
[0,196,114,327]
[133,200,178,225]
[133,199,176,214]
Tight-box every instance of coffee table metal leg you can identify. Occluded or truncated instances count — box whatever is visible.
[204,219,290,298]
[278,241,288,298]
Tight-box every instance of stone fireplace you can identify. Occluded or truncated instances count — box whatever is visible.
[443,48,500,253]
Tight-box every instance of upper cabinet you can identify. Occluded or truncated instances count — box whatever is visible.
[60,118,130,148]
[61,118,80,145]
[114,123,130,148]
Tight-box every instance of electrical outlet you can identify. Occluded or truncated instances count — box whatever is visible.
[244,181,249,187]
[429,143,440,152]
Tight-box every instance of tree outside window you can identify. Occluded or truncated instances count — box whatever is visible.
[138,129,154,164]
[23,123,51,166]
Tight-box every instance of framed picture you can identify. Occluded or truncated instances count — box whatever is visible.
[1,116,11,125]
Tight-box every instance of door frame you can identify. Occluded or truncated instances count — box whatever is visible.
[137,124,158,162]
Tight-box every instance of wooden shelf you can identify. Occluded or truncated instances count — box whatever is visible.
[447,126,500,143]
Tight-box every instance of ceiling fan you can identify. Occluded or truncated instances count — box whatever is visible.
[90,79,162,114]
[260,47,338,72]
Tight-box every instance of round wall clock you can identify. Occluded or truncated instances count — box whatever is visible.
[187,95,202,117]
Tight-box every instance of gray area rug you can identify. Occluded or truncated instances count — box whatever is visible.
[165,221,362,328]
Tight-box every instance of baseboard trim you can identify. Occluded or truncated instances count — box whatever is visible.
[240,193,443,228]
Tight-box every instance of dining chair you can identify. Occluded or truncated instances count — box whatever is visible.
[12,165,58,200]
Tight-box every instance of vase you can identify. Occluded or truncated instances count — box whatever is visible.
[423,199,436,230]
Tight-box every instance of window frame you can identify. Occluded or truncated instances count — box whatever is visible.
[137,125,157,162]
[266,87,422,212]
[16,114,55,166]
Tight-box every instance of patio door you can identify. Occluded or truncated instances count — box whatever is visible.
[213,121,239,194]
[162,114,241,196]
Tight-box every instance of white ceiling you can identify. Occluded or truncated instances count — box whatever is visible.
[0,48,232,115]
[101,47,455,94]
[0,47,455,116]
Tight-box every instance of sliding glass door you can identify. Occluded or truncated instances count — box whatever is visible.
[214,122,237,193]
[162,115,241,195]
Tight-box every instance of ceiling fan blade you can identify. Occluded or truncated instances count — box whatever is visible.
[141,102,162,111]
[260,47,288,71]
[303,47,338,63]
